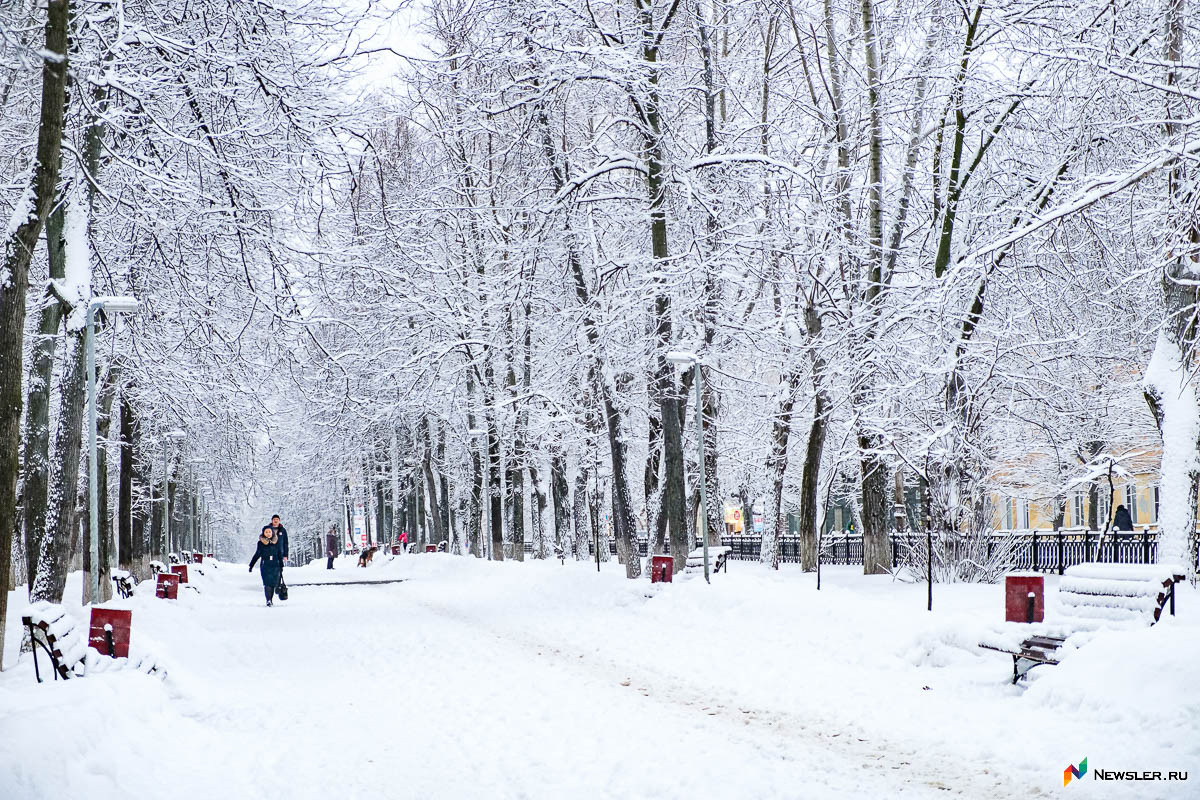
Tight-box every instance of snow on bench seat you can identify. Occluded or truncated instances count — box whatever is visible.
[21,602,164,683]
[685,546,730,573]
[1057,563,1185,626]
[979,562,1185,683]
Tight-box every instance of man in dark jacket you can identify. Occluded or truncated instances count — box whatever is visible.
[326,527,338,570]
[271,515,289,561]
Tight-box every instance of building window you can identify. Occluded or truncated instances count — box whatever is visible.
[1097,492,1110,529]
[1125,484,1138,524]
[1153,486,1160,524]
[1072,491,1085,528]
[1004,499,1014,530]
[1020,499,1030,529]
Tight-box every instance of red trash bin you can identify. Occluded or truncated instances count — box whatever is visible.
[651,555,673,583]
[425,544,437,553]
[88,609,132,658]
[1005,573,1044,623]
[156,572,180,599]
[170,564,189,583]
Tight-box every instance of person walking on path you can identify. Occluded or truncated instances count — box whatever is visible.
[249,526,283,606]
[326,526,338,570]
[1113,504,1134,532]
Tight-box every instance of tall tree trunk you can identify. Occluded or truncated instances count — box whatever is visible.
[466,380,484,557]
[694,2,724,548]
[799,306,830,571]
[422,419,444,548]
[529,464,549,559]
[591,474,609,563]
[572,467,590,560]
[1144,0,1200,575]
[630,0,687,573]
[20,280,65,589]
[32,331,87,602]
[762,369,803,569]
[508,461,524,560]
[95,364,119,601]
[856,0,893,576]
[438,423,451,550]
[551,451,571,556]
[119,388,135,572]
[485,380,503,561]
[0,0,70,664]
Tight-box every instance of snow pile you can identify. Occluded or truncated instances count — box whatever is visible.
[2,558,1195,798]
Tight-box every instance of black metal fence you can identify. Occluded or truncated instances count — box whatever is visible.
[577,528,1198,574]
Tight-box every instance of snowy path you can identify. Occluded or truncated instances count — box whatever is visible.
[3,556,1196,799]
[135,568,970,798]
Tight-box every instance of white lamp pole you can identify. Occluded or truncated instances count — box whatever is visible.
[667,351,710,584]
[86,296,139,605]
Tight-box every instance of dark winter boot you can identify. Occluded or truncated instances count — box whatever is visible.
[265,586,273,606]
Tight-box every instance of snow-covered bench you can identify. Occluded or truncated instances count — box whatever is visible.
[685,546,731,575]
[111,570,135,599]
[979,563,1185,683]
[21,602,163,683]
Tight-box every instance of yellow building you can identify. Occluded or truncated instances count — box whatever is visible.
[992,448,1182,531]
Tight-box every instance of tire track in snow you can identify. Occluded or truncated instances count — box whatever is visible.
[411,597,1043,799]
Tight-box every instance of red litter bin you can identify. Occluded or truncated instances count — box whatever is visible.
[171,564,189,583]
[425,544,437,553]
[651,555,673,584]
[88,609,132,658]
[1005,573,1044,623]
[392,545,401,555]
[156,572,180,599]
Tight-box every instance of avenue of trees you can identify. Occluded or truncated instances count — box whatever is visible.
[1,0,1197,669]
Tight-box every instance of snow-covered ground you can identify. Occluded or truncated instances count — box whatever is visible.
[2,555,1196,799]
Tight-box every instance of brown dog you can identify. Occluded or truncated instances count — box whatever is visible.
[357,546,378,568]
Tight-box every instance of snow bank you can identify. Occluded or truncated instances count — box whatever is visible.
[2,558,1195,798]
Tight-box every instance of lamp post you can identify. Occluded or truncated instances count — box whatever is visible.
[86,296,139,605]
[667,350,710,584]
[160,430,185,561]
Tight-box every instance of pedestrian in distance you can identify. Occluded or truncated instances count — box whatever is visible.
[249,525,283,606]
[326,526,338,570]
[1113,503,1134,532]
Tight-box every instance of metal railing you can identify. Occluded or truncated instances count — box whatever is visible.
[573,527,1199,573]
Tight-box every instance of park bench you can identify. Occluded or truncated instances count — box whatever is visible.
[685,546,731,575]
[978,562,1185,683]
[111,570,135,599]
[20,602,162,683]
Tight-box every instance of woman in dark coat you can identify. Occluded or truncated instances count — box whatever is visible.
[249,526,283,606]
[1113,504,1134,532]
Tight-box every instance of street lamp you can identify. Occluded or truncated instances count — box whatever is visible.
[666,350,710,584]
[86,296,139,605]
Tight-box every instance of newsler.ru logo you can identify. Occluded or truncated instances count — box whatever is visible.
[1064,757,1188,786]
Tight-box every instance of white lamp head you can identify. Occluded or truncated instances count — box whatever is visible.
[666,350,698,366]
[96,295,140,314]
